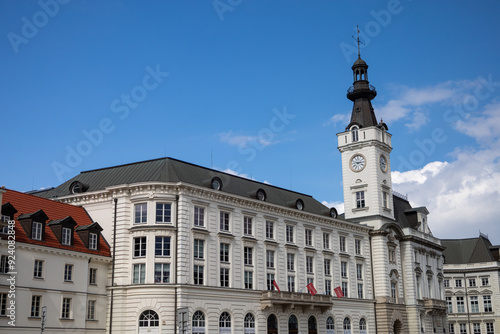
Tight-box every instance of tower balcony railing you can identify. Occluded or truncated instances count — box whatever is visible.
[346,84,377,95]
[260,291,332,312]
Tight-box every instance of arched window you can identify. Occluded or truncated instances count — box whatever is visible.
[267,314,278,333]
[351,126,359,142]
[192,310,205,334]
[139,310,159,328]
[244,313,255,333]
[326,316,335,332]
[308,316,317,329]
[219,312,231,333]
[360,318,367,334]
[289,315,298,334]
[343,317,351,334]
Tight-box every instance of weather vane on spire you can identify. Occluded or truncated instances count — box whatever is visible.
[352,25,364,59]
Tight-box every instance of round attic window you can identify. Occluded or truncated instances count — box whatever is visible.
[329,207,338,218]
[69,181,88,194]
[211,177,222,191]
[295,199,304,211]
[256,189,266,201]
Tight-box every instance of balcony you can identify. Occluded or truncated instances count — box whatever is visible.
[421,298,447,316]
[261,291,332,312]
[346,84,377,101]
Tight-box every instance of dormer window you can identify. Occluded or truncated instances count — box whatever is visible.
[351,126,359,142]
[32,222,43,240]
[62,227,72,245]
[89,233,98,250]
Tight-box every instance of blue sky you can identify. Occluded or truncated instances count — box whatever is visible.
[2,0,500,242]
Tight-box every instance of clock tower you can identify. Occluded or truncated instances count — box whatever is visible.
[337,54,394,227]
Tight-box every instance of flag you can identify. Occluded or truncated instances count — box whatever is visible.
[334,286,344,298]
[272,280,281,292]
[306,283,317,296]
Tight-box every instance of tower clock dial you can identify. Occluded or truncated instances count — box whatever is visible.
[380,155,387,172]
[350,155,366,172]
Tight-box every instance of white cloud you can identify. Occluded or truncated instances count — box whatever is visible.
[455,101,500,148]
[218,131,271,148]
[326,113,350,127]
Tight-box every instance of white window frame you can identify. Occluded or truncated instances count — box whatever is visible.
[62,227,71,245]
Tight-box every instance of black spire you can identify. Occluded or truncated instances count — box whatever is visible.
[346,31,379,130]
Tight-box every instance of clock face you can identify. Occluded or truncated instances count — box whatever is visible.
[380,155,387,172]
[351,155,366,172]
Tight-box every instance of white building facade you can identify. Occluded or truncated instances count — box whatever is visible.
[443,236,500,334]
[0,188,111,334]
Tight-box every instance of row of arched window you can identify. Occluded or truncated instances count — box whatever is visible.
[138,309,368,333]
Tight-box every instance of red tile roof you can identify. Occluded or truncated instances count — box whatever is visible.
[2,189,111,257]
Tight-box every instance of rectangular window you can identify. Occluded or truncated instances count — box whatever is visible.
[156,203,172,223]
[457,296,465,313]
[220,268,229,287]
[324,259,331,276]
[89,268,97,285]
[355,239,362,255]
[341,261,348,278]
[305,229,313,247]
[89,233,98,250]
[473,323,481,334]
[194,239,204,259]
[155,236,171,257]
[287,253,294,271]
[194,265,204,285]
[194,206,205,227]
[0,293,6,316]
[267,273,275,290]
[133,264,145,284]
[391,282,397,302]
[32,221,42,240]
[389,247,396,263]
[0,255,8,274]
[484,295,492,312]
[356,191,365,208]
[357,283,364,299]
[243,216,253,236]
[356,264,363,280]
[244,271,253,289]
[266,250,275,269]
[444,279,450,288]
[220,211,230,231]
[482,277,489,286]
[471,296,479,312]
[134,203,147,224]
[220,243,230,263]
[446,297,453,313]
[323,232,330,249]
[62,227,71,245]
[33,260,43,278]
[154,263,170,283]
[61,298,71,319]
[325,280,332,295]
[341,281,348,298]
[244,247,253,266]
[64,264,73,282]
[449,324,455,334]
[486,323,494,334]
[286,225,294,243]
[288,275,295,292]
[31,295,41,317]
[469,278,476,287]
[460,324,467,334]
[134,237,147,257]
[307,277,314,288]
[455,279,462,287]
[306,256,314,274]
[266,221,274,239]
[382,191,388,208]
[87,300,96,320]
[339,235,346,252]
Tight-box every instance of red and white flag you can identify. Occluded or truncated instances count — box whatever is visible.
[306,282,317,296]
[272,280,281,292]
[334,286,344,298]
